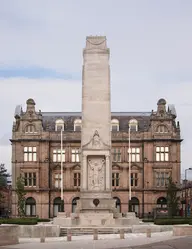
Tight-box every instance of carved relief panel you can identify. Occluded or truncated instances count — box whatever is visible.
[87,156,105,191]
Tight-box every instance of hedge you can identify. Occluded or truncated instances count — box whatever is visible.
[37,218,50,222]
[0,218,50,225]
[142,218,154,223]
[154,218,191,225]
[188,220,192,225]
[0,218,38,225]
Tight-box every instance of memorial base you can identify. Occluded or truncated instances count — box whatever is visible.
[53,212,140,227]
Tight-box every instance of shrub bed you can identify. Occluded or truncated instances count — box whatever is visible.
[188,220,192,225]
[37,218,50,222]
[154,218,191,225]
[142,218,154,223]
[0,218,38,225]
[0,218,51,225]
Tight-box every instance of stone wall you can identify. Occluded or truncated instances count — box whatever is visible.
[0,225,19,246]
[173,225,192,236]
[18,224,60,238]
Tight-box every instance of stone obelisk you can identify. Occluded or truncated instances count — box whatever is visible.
[76,36,116,224]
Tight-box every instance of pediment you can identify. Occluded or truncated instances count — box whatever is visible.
[22,110,40,121]
[72,164,81,170]
[112,165,121,170]
[53,164,61,170]
[131,164,142,170]
[82,130,110,150]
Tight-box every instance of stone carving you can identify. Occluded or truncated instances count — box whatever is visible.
[82,130,109,150]
[88,157,105,190]
[92,130,101,148]
[86,36,107,49]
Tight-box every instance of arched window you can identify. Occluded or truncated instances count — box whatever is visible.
[129,119,138,132]
[55,119,64,131]
[130,197,140,216]
[72,197,80,213]
[156,125,168,133]
[111,119,119,131]
[74,119,82,131]
[25,124,36,133]
[25,197,36,216]
[53,197,64,217]
[157,197,167,208]
[113,197,121,213]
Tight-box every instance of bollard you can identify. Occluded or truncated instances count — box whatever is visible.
[120,229,125,239]
[146,228,151,238]
[93,229,98,240]
[40,226,45,243]
[67,229,72,241]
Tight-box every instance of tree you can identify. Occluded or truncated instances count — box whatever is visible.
[15,175,26,217]
[0,163,10,203]
[166,177,180,217]
[0,163,9,186]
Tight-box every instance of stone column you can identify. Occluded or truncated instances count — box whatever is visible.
[82,155,87,190]
[105,155,110,190]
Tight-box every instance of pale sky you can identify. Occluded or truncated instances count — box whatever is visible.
[0,0,192,180]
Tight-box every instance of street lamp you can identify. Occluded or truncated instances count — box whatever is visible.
[128,126,132,212]
[184,167,192,217]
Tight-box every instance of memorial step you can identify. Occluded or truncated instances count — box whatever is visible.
[59,227,132,236]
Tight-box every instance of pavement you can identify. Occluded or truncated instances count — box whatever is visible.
[1,231,191,249]
[131,237,192,248]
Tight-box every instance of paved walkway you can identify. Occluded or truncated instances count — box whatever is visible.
[131,236,192,248]
[1,231,188,249]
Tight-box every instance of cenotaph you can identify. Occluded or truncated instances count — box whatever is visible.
[53,36,139,227]
[74,36,117,226]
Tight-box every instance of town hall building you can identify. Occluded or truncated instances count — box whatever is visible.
[11,98,182,219]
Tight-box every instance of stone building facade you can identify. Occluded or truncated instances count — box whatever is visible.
[11,98,182,219]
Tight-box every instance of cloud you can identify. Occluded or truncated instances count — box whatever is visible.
[0,66,80,79]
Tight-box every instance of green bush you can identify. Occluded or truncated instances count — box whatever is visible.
[154,218,191,225]
[37,218,50,222]
[0,218,38,225]
[0,217,51,225]
[142,218,154,223]
[188,221,192,225]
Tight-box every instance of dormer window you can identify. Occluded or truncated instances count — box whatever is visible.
[55,119,64,131]
[129,119,138,132]
[25,124,36,133]
[156,125,168,133]
[111,119,119,131]
[74,119,82,131]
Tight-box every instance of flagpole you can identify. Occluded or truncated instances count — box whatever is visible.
[61,128,63,209]
[128,126,132,211]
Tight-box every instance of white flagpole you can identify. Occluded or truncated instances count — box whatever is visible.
[128,126,132,202]
[61,128,63,204]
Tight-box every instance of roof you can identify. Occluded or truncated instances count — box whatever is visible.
[41,112,151,132]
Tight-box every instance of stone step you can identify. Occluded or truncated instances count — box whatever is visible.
[59,225,173,236]
[59,228,131,236]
